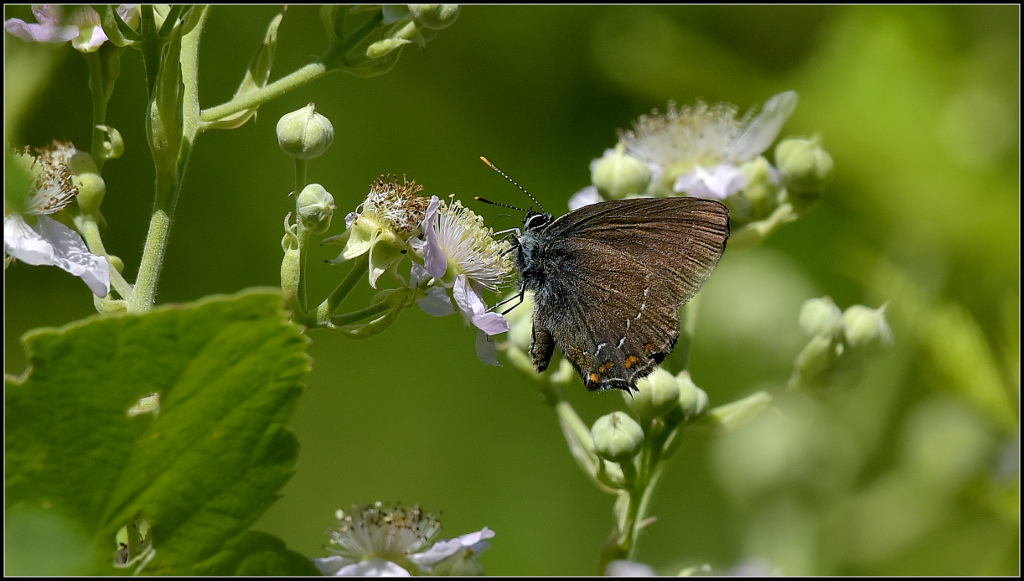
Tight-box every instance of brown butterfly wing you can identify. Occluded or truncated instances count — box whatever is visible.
[529,197,729,391]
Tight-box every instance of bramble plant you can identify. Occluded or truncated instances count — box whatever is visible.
[6,5,941,577]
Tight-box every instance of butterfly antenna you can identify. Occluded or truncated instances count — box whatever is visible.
[479,156,546,212]
[474,196,526,213]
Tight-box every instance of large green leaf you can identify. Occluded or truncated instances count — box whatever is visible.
[5,290,319,575]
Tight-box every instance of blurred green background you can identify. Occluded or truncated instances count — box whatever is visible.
[4,5,1018,575]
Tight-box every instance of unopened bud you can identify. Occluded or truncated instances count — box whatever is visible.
[296,183,336,234]
[592,411,644,463]
[591,142,651,200]
[277,103,335,160]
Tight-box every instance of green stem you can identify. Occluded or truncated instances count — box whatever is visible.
[321,10,384,65]
[128,8,208,313]
[296,223,311,312]
[129,208,172,312]
[198,9,385,130]
[315,254,370,323]
[84,53,110,173]
[199,63,328,129]
[75,215,133,299]
[293,159,308,195]
[330,302,393,327]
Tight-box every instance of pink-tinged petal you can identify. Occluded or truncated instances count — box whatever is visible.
[567,185,602,211]
[673,164,745,200]
[117,5,141,27]
[472,311,510,336]
[417,287,456,317]
[421,196,448,278]
[70,6,108,52]
[451,274,482,322]
[409,262,429,286]
[32,5,62,25]
[4,18,78,43]
[344,210,359,229]
[475,331,500,366]
[8,5,79,43]
[726,90,798,161]
[453,275,509,335]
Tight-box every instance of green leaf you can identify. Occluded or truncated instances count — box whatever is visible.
[5,290,315,575]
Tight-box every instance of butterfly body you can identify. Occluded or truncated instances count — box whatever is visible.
[513,197,730,392]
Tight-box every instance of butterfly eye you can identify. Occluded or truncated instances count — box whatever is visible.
[524,213,550,231]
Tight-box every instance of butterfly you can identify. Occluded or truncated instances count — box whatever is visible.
[480,158,730,392]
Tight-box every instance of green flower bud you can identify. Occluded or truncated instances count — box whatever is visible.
[296,183,336,234]
[775,136,833,195]
[676,370,709,419]
[799,296,842,338]
[736,156,779,219]
[281,215,301,296]
[790,333,843,389]
[344,49,403,78]
[624,367,679,421]
[68,151,105,216]
[71,172,106,217]
[409,5,461,30]
[696,391,772,435]
[592,411,644,463]
[591,142,651,200]
[68,151,98,175]
[277,103,334,160]
[842,303,893,348]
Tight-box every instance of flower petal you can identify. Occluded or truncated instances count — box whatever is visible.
[725,90,798,162]
[5,6,79,43]
[5,214,110,297]
[314,556,410,576]
[673,164,746,200]
[408,527,495,567]
[313,556,357,576]
[5,213,57,265]
[606,559,657,576]
[417,287,456,317]
[567,185,602,211]
[421,196,448,278]
[69,7,108,52]
[475,330,500,366]
[453,275,509,335]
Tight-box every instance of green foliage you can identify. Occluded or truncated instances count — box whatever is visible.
[5,290,316,575]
